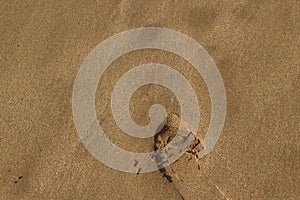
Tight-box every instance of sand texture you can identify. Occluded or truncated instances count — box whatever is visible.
[0,0,299,199]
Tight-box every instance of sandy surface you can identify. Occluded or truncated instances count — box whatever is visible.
[1,0,299,199]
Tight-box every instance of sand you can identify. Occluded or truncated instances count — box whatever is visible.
[0,0,299,199]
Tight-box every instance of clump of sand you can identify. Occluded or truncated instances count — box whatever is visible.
[154,113,203,182]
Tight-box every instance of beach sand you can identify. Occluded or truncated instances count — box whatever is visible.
[0,0,299,199]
